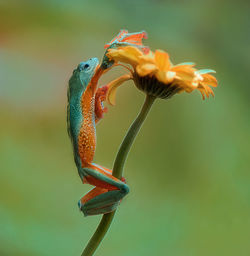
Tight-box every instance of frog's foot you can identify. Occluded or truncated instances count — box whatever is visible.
[104,30,148,51]
[78,166,129,216]
[101,30,148,69]
[78,186,127,216]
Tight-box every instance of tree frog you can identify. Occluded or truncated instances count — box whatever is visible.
[67,58,129,216]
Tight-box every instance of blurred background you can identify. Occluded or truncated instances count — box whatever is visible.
[0,0,250,255]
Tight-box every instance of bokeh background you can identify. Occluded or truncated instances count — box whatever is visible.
[1,0,250,255]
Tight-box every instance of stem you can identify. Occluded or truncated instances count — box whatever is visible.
[81,212,115,256]
[81,94,156,256]
[112,94,155,179]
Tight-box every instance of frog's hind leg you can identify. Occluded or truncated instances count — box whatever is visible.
[78,186,119,216]
[78,164,129,216]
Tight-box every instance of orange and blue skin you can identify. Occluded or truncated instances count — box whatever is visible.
[104,29,148,50]
[67,58,129,216]
[67,30,147,216]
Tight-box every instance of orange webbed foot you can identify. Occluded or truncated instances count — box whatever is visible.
[78,165,129,216]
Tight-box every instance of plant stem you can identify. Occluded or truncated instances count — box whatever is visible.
[81,94,156,256]
[112,94,155,179]
[81,212,115,256]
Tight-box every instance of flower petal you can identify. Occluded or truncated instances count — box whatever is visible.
[166,71,176,82]
[138,51,155,64]
[201,73,218,87]
[155,71,168,84]
[136,63,158,76]
[172,65,195,82]
[155,70,176,84]
[174,62,196,66]
[197,83,215,99]
[121,46,143,58]
[154,50,171,71]
[197,69,216,75]
[106,74,132,105]
[175,79,195,92]
[107,46,142,67]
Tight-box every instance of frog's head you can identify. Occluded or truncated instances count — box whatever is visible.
[69,57,99,95]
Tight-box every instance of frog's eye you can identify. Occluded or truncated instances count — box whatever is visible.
[84,64,90,69]
[78,62,90,71]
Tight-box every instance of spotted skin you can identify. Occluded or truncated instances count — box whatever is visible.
[67,58,129,216]
[67,31,147,216]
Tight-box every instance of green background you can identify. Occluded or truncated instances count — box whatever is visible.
[1,0,250,255]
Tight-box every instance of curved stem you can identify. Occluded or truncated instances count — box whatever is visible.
[81,212,115,256]
[112,94,155,179]
[81,94,156,256]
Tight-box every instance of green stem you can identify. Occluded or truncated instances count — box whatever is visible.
[112,94,156,179]
[81,94,156,256]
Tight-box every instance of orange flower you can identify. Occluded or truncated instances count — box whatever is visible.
[105,46,218,104]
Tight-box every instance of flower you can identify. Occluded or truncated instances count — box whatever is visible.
[105,46,218,104]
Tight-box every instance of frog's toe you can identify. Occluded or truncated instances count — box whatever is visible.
[78,187,128,216]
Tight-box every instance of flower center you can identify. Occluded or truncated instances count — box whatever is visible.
[133,72,181,100]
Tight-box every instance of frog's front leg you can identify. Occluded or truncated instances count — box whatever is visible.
[78,164,129,216]
[95,85,108,123]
